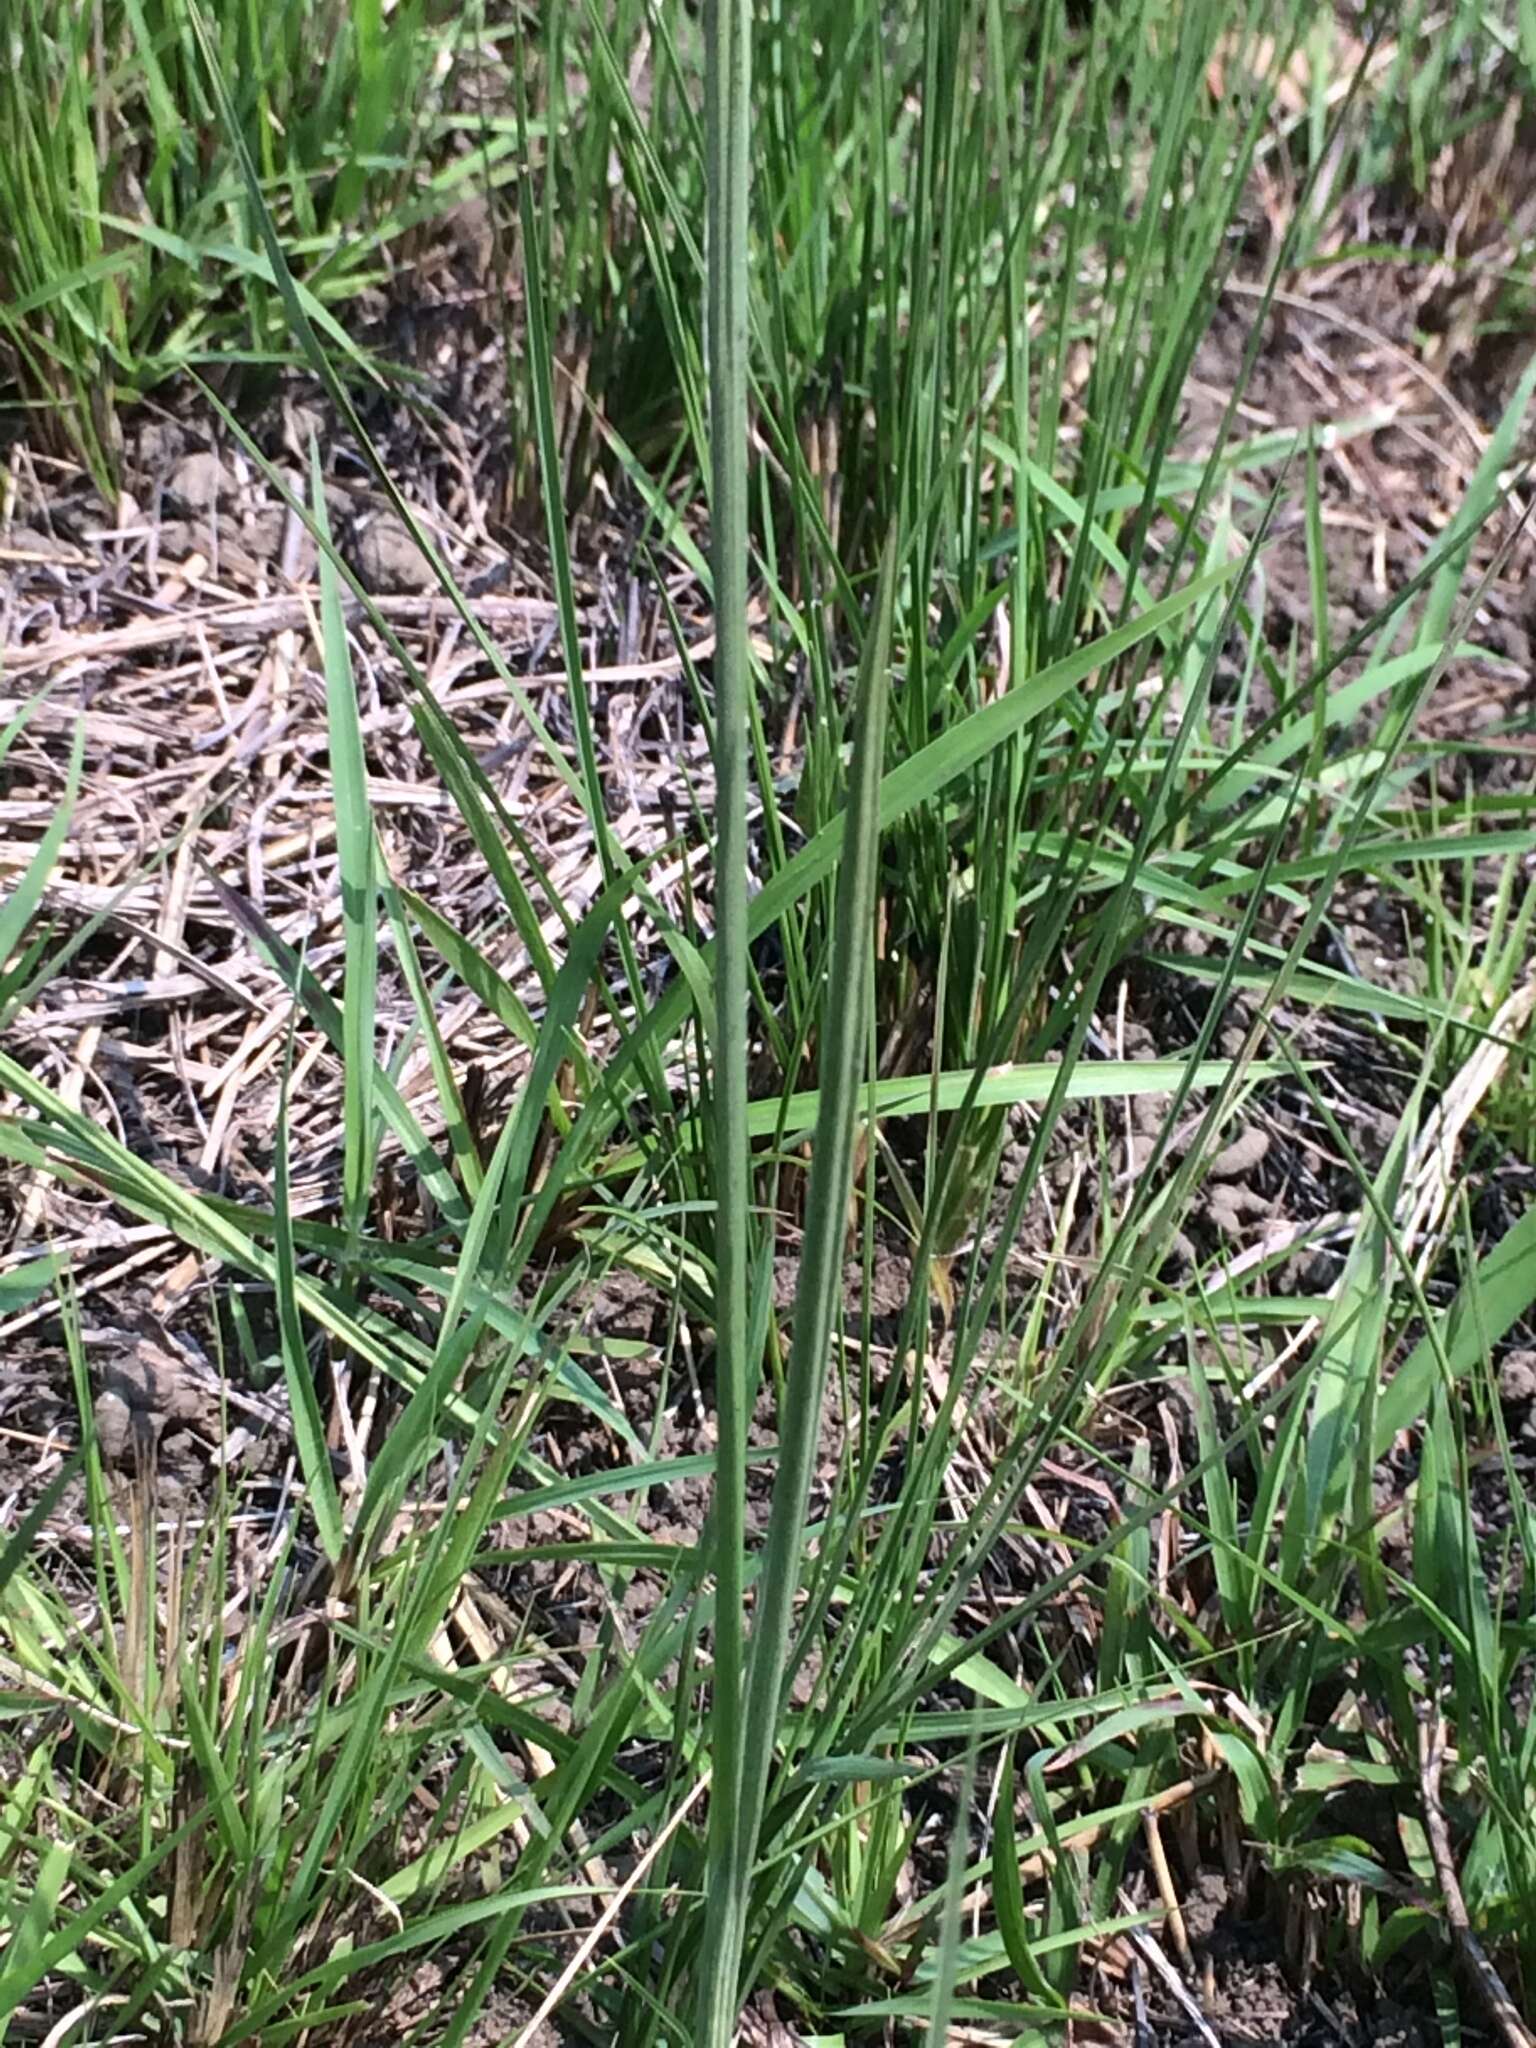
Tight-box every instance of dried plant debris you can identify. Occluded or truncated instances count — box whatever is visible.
[1,416,731,1280]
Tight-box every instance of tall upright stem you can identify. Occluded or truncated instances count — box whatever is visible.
[697,0,753,2038]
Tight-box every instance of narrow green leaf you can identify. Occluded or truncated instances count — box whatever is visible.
[993,1744,1068,2008]
[313,446,378,1250]
[733,531,898,1967]
[0,1253,66,1312]
[1375,1201,1536,1453]
[273,1016,346,1563]
[0,723,81,986]
[696,0,757,2032]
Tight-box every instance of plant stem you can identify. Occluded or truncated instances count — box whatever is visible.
[697,0,754,2037]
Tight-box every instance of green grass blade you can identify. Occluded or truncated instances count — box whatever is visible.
[1374,1200,1536,1454]
[312,445,379,1259]
[695,0,756,2033]
[0,721,82,1013]
[732,532,897,1983]
[273,1010,347,1564]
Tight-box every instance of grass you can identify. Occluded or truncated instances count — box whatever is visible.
[2,1,1536,2044]
[0,0,498,487]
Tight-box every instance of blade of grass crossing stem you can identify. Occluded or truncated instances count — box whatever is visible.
[313,446,378,1266]
[0,1048,470,1414]
[272,1005,345,1565]
[696,0,754,2037]
[730,536,896,1985]
[381,863,484,1201]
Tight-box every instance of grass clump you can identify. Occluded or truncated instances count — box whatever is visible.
[0,0,481,486]
[2,3,1536,2045]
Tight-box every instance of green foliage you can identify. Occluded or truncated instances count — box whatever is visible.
[2,0,1535,2040]
[0,0,465,483]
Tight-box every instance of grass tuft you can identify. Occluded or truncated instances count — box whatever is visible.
[2,4,1535,2043]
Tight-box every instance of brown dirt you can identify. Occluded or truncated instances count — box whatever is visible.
[1187,258,1536,753]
